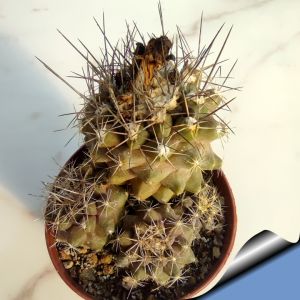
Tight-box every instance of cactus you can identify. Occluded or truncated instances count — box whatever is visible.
[45,161,128,251]
[110,183,223,290]
[43,12,233,294]
[77,35,226,204]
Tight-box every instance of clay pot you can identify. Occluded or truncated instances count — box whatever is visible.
[45,146,237,300]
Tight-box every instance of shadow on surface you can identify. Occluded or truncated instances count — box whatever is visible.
[0,34,80,217]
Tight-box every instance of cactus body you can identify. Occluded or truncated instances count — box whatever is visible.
[45,29,231,291]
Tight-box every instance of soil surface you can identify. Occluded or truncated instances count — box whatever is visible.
[57,226,225,300]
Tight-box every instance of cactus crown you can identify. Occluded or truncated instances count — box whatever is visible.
[43,10,235,293]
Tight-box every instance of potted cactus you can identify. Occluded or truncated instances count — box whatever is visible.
[43,13,237,300]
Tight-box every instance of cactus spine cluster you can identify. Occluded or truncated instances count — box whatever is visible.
[115,184,223,289]
[44,17,232,291]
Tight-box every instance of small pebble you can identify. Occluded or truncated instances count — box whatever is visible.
[213,246,221,258]
[78,247,89,254]
[99,254,113,265]
[59,249,71,260]
[85,253,98,267]
[63,260,74,269]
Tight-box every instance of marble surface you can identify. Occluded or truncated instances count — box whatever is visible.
[0,0,299,298]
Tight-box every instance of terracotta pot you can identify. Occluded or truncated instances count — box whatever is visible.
[45,146,237,300]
